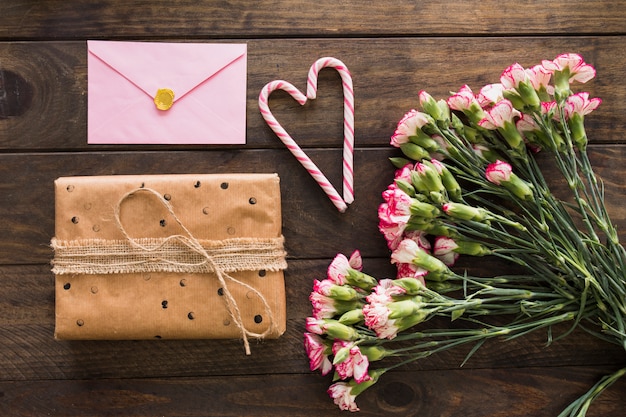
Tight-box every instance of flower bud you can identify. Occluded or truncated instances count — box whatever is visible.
[359,346,388,362]
[485,160,533,200]
[516,81,541,109]
[387,299,424,319]
[338,308,364,325]
[329,285,360,301]
[389,156,412,169]
[412,247,450,275]
[409,200,440,218]
[400,142,430,161]
[427,281,461,293]
[505,173,534,200]
[414,162,445,194]
[429,159,462,201]
[324,320,359,341]
[394,309,430,331]
[410,132,442,153]
[472,144,500,162]
[332,345,352,365]
[349,369,386,397]
[346,269,378,290]
[419,90,440,119]
[406,219,460,238]
[455,240,492,256]
[442,202,488,221]
[392,277,425,295]
[394,179,416,197]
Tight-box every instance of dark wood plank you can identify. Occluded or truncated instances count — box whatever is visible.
[0,262,624,381]
[1,37,625,151]
[1,2,625,416]
[1,367,625,416]
[0,148,394,264]
[0,1,625,39]
[2,145,626,264]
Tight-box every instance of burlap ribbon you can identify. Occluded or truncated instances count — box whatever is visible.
[51,187,287,355]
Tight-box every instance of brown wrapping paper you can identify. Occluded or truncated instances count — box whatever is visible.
[51,174,287,350]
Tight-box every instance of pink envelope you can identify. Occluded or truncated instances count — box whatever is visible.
[87,41,247,144]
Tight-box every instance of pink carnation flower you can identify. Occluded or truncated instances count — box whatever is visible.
[377,214,407,251]
[394,163,414,182]
[542,53,596,84]
[366,279,406,304]
[332,340,371,383]
[327,254,351,285]
[304,332,332,375]
[390,238,421,265]
[378,188,414,250]
[327,382,359,412]
[516,113,539,133]
[396,263,427,286]
[500,63,528,90]
[327,250,363,286]
[433,236,460,267]
[478,100,521,130]
[309,291,340,319]
[564,92,602,118]
[390,109,431,147]
[447,85,479,112]
[381,188,413,219]
[477,83,505,107]
[305,317,326,335]
[348,250,363,271]
[485,160,513,185]
[362,302,398,339]
[541,101,559,119]
[526,64,554,93]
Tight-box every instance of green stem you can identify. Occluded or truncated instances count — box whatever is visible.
[557,366,626,417]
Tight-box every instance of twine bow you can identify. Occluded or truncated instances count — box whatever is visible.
[114,187,278,355]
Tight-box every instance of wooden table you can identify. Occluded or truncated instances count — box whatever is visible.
[1,1,626,415]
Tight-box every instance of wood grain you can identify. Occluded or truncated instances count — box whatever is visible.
[0,1,625,39]
[0,1,625,415]
[0,261,623,382]
[1,146,626,264]
[1,37,626,151]
[0,367,624,416]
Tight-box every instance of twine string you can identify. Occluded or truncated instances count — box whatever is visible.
[113,187,277,355]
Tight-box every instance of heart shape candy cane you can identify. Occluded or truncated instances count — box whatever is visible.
[259,57,354,213]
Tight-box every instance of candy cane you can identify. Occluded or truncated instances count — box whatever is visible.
[307,57,355,205]
[259,80,348,212]
[258,58,355,212]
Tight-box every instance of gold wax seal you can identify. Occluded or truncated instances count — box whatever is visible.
[154,88,175,111]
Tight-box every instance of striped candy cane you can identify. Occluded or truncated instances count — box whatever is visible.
[307,57,354,205]
[258,58,355,212]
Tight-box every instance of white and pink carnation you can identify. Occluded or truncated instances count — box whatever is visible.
[362,301,399,339]
[564,92,602,118]
[485,160,513,185]
[332,340,372,383]
[478,99,521,130]
[304,332,333,375]
[327,382,359,412]
[542,53,596,84]
[390,109,431,147]
[447,85,479,112]
[433,236,460,267]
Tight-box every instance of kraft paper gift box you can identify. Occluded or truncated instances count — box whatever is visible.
[51,174,286,353]
[87,40,247,145]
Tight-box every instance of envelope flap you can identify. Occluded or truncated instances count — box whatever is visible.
[87,40,247,101]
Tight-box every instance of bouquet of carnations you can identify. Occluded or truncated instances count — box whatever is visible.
[304,53,626,416]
